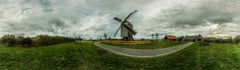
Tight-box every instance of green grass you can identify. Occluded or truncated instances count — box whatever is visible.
[0,42,96,70]
[0,42,240,70]
[102,40,186,49]
[93,43,240,70]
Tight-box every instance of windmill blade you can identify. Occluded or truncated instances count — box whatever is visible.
[114,17,122,22]
[123,10,138,22]
[122,23,137,35]
[114,26,121,37]
[127,11,138,21]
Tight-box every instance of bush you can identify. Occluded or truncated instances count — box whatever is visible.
[15,35,25,44]
[0,34,16,46]
[32,35,75,46]
[199,42,210,46]
[32,35,51,46]
[234,39,240,44]
[21,37,33,47]
[1,34,75,47]
[234,35,240,44]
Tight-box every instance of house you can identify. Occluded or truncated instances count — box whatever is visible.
[181,34,204,42]
[164,35,177,42]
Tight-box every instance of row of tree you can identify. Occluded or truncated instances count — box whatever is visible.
[0,34,75,47]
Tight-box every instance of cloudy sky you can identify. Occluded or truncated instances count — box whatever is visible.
[0,0,240,39]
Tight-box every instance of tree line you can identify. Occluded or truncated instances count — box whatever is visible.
[0,34,75,47]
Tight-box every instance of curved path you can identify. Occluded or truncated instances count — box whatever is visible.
[95,42,193,58]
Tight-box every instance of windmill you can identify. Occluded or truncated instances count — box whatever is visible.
[113,10,137,41]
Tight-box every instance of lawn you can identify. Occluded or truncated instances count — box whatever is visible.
[94,43,240,70]
[0,42,96,70]
[101,40,186,49]
[0,42,240,70]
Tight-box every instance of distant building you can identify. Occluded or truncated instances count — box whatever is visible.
[164,35,177,42]
[180,34,204,42]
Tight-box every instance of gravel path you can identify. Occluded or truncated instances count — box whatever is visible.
[95,42,194,58]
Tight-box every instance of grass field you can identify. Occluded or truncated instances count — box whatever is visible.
[0,42,96,70]
[0,42,240,70]
[102,40,186,49]
[94,43,240,70]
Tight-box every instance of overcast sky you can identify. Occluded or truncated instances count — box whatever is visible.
[0,0,240,39]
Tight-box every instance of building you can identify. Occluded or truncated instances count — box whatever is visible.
[164,35,177,42]
[181,34,204,42]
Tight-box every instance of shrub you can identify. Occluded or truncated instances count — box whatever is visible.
[1,34,75,47]
[234,35,240,44]
[21,37,33,47]
[0,34,17,46]
[32,35,50,46]
[15,35,25,44]
[32,35,75,46]
[199,42,210,46]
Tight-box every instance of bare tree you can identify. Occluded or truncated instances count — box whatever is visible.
[155,33,159,41]
[104,33,108,40]
[77,36,83,42]
[151,34,155,41]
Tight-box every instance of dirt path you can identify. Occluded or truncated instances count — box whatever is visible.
[95,42,193,58]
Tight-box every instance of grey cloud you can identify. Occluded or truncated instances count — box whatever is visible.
[160,1,234,28]
[0,0,240,38]
[134,0,240,38]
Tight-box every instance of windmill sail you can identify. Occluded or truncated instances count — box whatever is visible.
[114,26,121,37]
[114,17,122,22]
[123,10,138,22]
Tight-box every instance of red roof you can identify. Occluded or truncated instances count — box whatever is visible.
[164,35,176,39]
